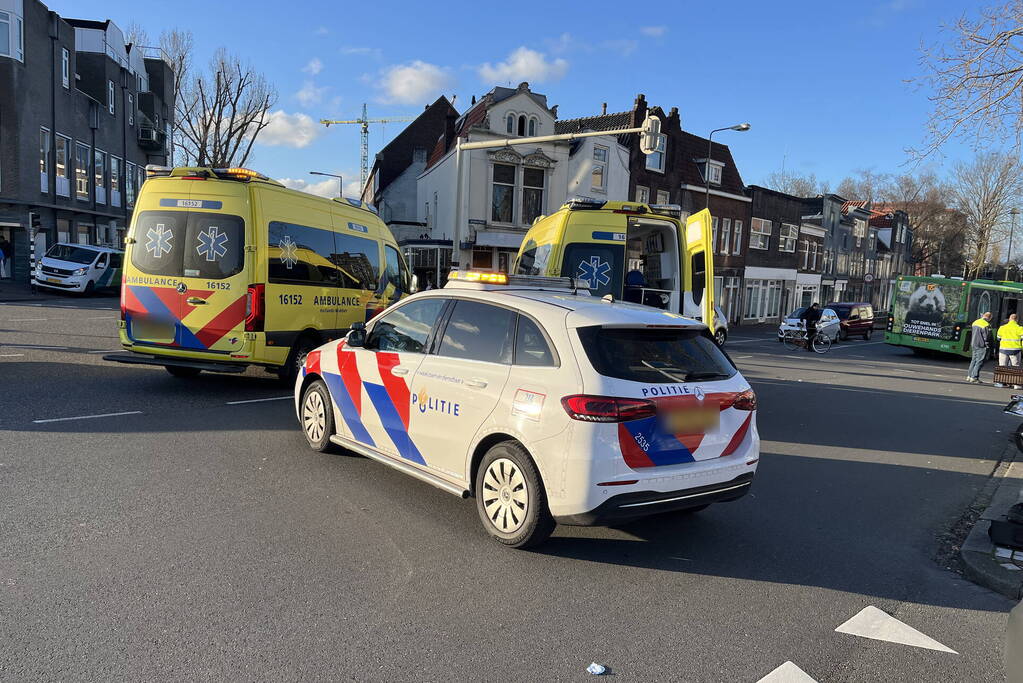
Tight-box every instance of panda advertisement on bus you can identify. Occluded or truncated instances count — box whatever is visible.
[891,278,963,340]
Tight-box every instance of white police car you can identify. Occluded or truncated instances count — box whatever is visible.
[295,271,760,548]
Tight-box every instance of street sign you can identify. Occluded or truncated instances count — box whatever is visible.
[864,273,875,283]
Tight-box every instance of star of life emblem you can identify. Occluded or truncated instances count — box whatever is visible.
[577,256,611,289]
[280,235,299,269]
[196,226,229,262]
[145,223,174,258]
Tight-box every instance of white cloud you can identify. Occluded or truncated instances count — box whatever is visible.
[278,176,362,198]
[640,25,667,37]
[341,46,382,58]
[296,80,328,107]
[547,32,574,54]
[478,47,568,85]
[377,60,454,105]
[302,58,323,76]
[257,110,322,149]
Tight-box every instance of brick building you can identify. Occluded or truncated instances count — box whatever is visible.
[0,0,173,284]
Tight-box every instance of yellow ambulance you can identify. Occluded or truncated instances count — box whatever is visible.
[106,166,412,381]
[512,199,716,327]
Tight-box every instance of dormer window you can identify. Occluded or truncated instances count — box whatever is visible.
[506,114,514,135]
[700,159,724,184]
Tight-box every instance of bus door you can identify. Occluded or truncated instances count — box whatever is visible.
[682,209,716,328]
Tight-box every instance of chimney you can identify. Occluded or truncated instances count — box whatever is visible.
[601,102,607,115]
[444,110,457,149]
[471,94,476,105]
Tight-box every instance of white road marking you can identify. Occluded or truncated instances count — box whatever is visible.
[757,661,818,682]
[733,355,753,359]
[8,318,47,322]
[2,344,68,350]
[33,410,142,424]
[829,341,887,351]
[0,353,25,357]
[723,338,772,344]
[225,396,292,405]
[835,606,957,653]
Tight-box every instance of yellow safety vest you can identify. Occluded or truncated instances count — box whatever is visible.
[998,322,1023,350]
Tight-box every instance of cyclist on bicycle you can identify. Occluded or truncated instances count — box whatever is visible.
[799,302,823,353]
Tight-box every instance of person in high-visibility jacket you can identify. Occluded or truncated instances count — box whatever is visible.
[996,313,1023,388]
[967,311,992,383]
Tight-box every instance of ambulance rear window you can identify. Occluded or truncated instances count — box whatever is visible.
[576,326,735,383]
[130,210,244,279]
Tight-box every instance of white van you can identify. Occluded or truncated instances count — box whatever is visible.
[34,243,124,295]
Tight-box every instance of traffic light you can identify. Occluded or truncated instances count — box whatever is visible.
[29,212,41,232]
[639,115,662,155]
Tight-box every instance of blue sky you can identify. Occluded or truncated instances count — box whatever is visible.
[50,0,975,196]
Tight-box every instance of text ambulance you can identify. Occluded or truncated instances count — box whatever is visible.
[106,166,413,381]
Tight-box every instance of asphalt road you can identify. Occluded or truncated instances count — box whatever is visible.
[0,294,1016,681]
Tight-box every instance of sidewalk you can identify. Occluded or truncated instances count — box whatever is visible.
[0,280,70,303]
[961,441,1023,600]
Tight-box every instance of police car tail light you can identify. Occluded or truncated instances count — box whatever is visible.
[731,389,757,411]
[245,283,265,332]
[561,395,657,422]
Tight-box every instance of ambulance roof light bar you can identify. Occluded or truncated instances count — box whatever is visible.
[565,197,607,211]
[649,204,683,218]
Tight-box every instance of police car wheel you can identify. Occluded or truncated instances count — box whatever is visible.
[301,380,335,452]
[165,365,201,378]
[475,442,554,548]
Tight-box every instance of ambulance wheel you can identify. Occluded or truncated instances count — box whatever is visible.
[301,379,335,453]
[279,335,318,384]
[475,441,554,549]
[83,281,95,296]
[165,365,201,378]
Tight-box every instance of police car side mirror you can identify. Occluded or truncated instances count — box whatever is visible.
[347,322,367,348]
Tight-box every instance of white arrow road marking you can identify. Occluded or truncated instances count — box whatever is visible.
[756,661,818,682]
[835,606,957,653]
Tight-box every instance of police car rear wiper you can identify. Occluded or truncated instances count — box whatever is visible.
[683,371,730,382]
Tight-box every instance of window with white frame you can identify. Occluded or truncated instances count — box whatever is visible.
[732,220,742,255]
[506,114,514,135]
[780,223,798,252]
[55,134,70,197]
[635,185,649,203]
[800,240,809,269]
[750,217,771,250]
[517,115,526,136]
[110,156,122,207]
[39,128,50,194]
[522,167,545,225]
[94,150,106,204]
[128,94,134,126]
[591,145,608,192]
[853,218,865,247]
[75,143,90,200]
[61,48,70,88]
[645,134,665,172]
[491,163,515,223]
[108,81,115,115]
[125,162,136,207]
[720,218,731,255]
[712,216,719,252]
[0,10,23,61]
[656,190,670,205]
[811,242,819,270]
[868,230,876,251]
[528,117,537,136]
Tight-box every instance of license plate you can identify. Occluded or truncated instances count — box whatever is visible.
[46,277,60,283]
[661,407,719,433]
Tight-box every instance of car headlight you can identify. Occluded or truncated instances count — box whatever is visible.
[35,263,42,272]
[72,268,87,276]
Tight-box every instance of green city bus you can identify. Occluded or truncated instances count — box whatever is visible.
[886,275,1023,357]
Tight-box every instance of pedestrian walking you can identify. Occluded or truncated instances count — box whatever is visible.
[799,302,822,353]
[0,235,10,279]
[966,311,993,383]
[995,313,1023,388]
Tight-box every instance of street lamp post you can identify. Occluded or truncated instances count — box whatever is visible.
[309,171,343,198]
[1009,207,1020,281]
[705,123,750,209]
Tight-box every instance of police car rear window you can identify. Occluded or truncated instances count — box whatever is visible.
[131,210,244,279]
[577,326,735,383]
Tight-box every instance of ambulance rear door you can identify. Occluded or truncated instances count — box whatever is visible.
[682,209,716,327]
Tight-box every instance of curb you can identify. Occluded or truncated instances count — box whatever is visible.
[960,440,1023,600]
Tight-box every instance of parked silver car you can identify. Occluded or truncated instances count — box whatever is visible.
[694,306,730,346]
[777,307,841,342]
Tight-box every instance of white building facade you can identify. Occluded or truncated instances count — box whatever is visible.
[563,134,630,203]
[417,83,569,271]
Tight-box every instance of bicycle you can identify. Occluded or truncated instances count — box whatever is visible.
[781,324,832,354]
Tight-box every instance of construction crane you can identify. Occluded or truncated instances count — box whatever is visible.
[320,104,415,193]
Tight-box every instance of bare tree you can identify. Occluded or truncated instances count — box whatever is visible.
[762,169,830,197]
[836,168,888,203]
[876,172,967,274]
[176,49,277,167]
[914,2,1023,158]
[159,29,194,164]
[123,22,149,47]
[949,151,1023,277]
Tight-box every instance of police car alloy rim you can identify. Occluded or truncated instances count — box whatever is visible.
[482,458,529,533]
[303,390,326,443]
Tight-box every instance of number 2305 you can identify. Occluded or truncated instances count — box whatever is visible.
[278,294,303,305]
